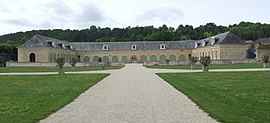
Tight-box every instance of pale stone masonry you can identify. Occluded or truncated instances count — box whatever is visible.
[17,31,269,65]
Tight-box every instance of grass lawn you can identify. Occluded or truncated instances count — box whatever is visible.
[0,74,109,123]
[146,63,264,70]
[0,66,123,73]
[158,71,270,123]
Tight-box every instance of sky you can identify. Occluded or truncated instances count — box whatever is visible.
[0,0,270,36]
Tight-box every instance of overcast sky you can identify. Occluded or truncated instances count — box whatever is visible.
[0,0,269,36]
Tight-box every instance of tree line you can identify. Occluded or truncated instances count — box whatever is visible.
[0,21,270,61]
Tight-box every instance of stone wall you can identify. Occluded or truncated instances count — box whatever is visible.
[192,44,221,60]
[78,49,192,63]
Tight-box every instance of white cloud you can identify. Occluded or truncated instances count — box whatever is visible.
[136,6,185,27]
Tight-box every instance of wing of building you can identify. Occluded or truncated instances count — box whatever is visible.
[16,31,268,65]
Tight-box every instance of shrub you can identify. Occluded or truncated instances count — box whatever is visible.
[200,56,211,66]
[262,54,270,63]
[69,58,78,67]
[56,57,65,68]
[189,56,198,65]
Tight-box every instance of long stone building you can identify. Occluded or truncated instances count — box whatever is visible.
[16,31,269,65]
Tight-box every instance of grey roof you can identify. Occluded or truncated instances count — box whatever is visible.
[20,31,244,51]
[256,38,270,44]
[195,32,244,48]
[71,41,196,51]
[20,35,73,49]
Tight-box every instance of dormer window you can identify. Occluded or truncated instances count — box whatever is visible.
[52,42,56,47]
[211,37,219,45]
[103,45,109,50]
[160,44,166,49]
[202,41,206,47]
[131,44,137,50]
[62,44,65,49]
[195,42,198,48]
[58,43,63,48]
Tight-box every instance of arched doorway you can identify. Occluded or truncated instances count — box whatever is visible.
[29,53,36,62]
[131,55,137,63]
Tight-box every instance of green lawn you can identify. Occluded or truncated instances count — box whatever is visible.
[0,74,109,123]
[0,66,123,73]
[146,63,263,70]
[158,71,270,123]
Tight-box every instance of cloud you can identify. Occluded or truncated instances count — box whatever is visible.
[136,6,185,26]
[0,0,107,29]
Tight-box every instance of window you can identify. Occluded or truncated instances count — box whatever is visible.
[103,45,109,50]
[160,44,166,49]
[131,44,137,50]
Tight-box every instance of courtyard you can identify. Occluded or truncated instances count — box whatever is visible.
[0,64,269,123]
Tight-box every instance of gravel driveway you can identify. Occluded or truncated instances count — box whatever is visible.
[39,64,217,123]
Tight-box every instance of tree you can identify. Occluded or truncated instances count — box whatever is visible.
[262,54,270,68]
[69,57,78,68]
[189,56,198,70]
[165,59,170,65]
[0,56,4,67]
[199,56,211,72]
[55,57,65,74]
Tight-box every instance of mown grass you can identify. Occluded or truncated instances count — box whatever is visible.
[0,74,109,123]
[158,71,270,123]
[146,63,263,70]
[0,66,123,73]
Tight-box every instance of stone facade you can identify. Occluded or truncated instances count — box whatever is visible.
[15,31,269,67]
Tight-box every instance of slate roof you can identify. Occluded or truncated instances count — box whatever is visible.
[20,31,244,51]
[195,32,244,48]
[20,35,72,49]
[256,38,270,44]
[71,41,196,51]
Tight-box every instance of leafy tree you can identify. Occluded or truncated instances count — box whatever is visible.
[56,57,65,74]
[262,54,270,68]
[0,56,4,67]
[189,56,198,70]
[69,58,78,67]
[199,56,211,72]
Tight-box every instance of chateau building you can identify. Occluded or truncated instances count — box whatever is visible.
[17,31,267,65]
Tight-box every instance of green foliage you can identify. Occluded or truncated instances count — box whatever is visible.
[145,63,263,70]
[199,56,211,66]
[69,58,78,67]
[1,22,270,45]
[0,66,123,73]
[165,59,170,65]
[262,54,270,63]
[158,71,270,123]
[189,56,198,65]
[55,57,65,68]
[0,74,109,123]
[98,57,102,62]
[0,56,4,67]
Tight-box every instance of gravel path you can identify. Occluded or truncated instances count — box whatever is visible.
[39,64,217,123]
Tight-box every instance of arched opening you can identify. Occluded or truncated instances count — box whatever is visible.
[179,54,186,61]
[112,56,119,62]
[103,56,109,63]
[150,55,157,62]
[29,53,36,62]
[121,56,128,63]
[131,55,137,62]
[169,55,176,62]
[159,55,166,62]
[140,55,147,62]
[83,56,90,63]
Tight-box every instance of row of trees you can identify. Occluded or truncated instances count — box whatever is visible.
[1,22,270,45]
